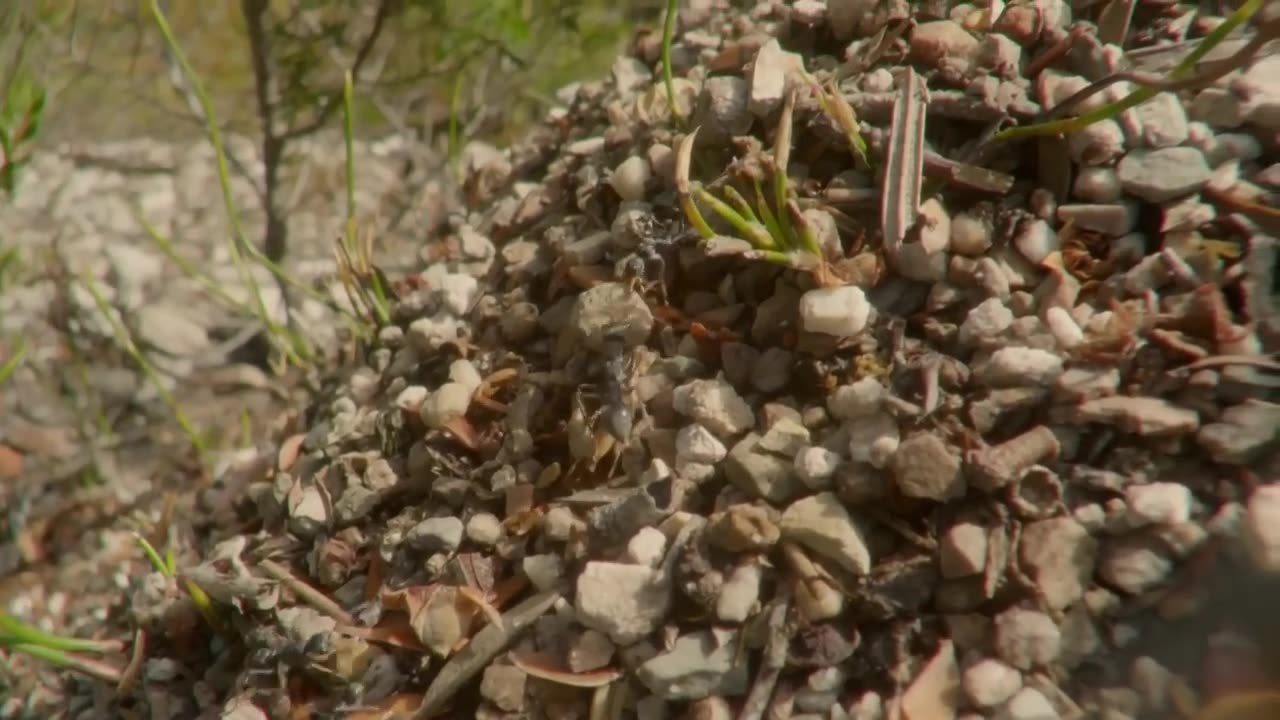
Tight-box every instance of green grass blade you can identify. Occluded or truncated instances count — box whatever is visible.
[997,0,1262,141]
[751,178,787,251]
[132,533,172,577]
[695,187,777,250]
[79,272,210,471]
[0,337,24,384]
[146,0,312,368]
[0,615,116,655]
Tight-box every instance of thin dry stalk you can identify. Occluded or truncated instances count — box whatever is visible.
[258,559,355,626]
[880,66,928,259]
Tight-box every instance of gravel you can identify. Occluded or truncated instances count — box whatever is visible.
[8,1,1280,718]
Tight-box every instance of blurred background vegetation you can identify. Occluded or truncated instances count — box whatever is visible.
[1,0,661,149]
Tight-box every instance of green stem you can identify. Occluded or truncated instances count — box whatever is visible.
[997,0,1262,141]
[0,615,119,655]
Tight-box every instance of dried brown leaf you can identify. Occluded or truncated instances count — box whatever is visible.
[457,585,504,631]
[345,693,424,720]
[510,651,624,688]
[277,433,306,472]
[337,616,428,652]
[415,590,562,718]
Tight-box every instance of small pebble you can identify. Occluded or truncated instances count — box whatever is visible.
[799,286,871,338]
[794,446,841,488]
[465,513,503,546]
[625,527,668,568]
[1124,483,1192,527]
[406,516,464,553]
[963,658,1023,709]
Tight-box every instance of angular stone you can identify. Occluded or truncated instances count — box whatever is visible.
[574,562,670,644]
[637,630,750,700]
[941,522,988,579]
[725,433,804,503]
[994,608,1061,670]
[890,434,964,501]
[1116,147,1211,203]
[1196,400,1280,465]
[1074,397,1198,437]
[1018,518,1097,610]
[568,282,654,352]
[780,492,872,575]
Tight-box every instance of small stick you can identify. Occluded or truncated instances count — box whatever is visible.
[258,559,355,626]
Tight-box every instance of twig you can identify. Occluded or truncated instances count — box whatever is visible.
[415,590,562,719]
[258,559,355,626]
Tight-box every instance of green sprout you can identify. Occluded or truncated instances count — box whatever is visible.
[0,613,124,684]
[337,69,392,331]
[0,51,45,199]
[79,273,210,473]
[0,337,23,385]
[676,88,824,269]
[132,533,226,636]
[147,0,315,371]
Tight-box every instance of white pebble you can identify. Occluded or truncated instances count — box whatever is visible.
[675,424,729,464]
[959,297,1014,347]
[610,155,651,202]
[962,658,1022,708]
[794,446,841,488]
[438,273,479,315]
[1013,219,1058,265]
[867,434,900,469]
[1125,483,1192,526]
[799,286,871,338]
[449,358,484,394]
[1043,307,1083,350]
[998,688,1059,720]
[465,513,503,545]
[827,377,886,420]
[715,561,762,622]
[1073,166,1123,202]
[395,385,429,414]
[976,347,1065,387]
[419,382,472,429]
[625,527,669,568]
[950,210,994,255]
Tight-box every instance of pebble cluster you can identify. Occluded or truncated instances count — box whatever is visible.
[8,1,1280,719]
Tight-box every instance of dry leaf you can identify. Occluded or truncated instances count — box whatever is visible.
[390,586,462,657]
[510,651,624,688]
[277,433,305,472]
[346,693,424,720]
[457,585,504,630]
[337,616,428,652]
